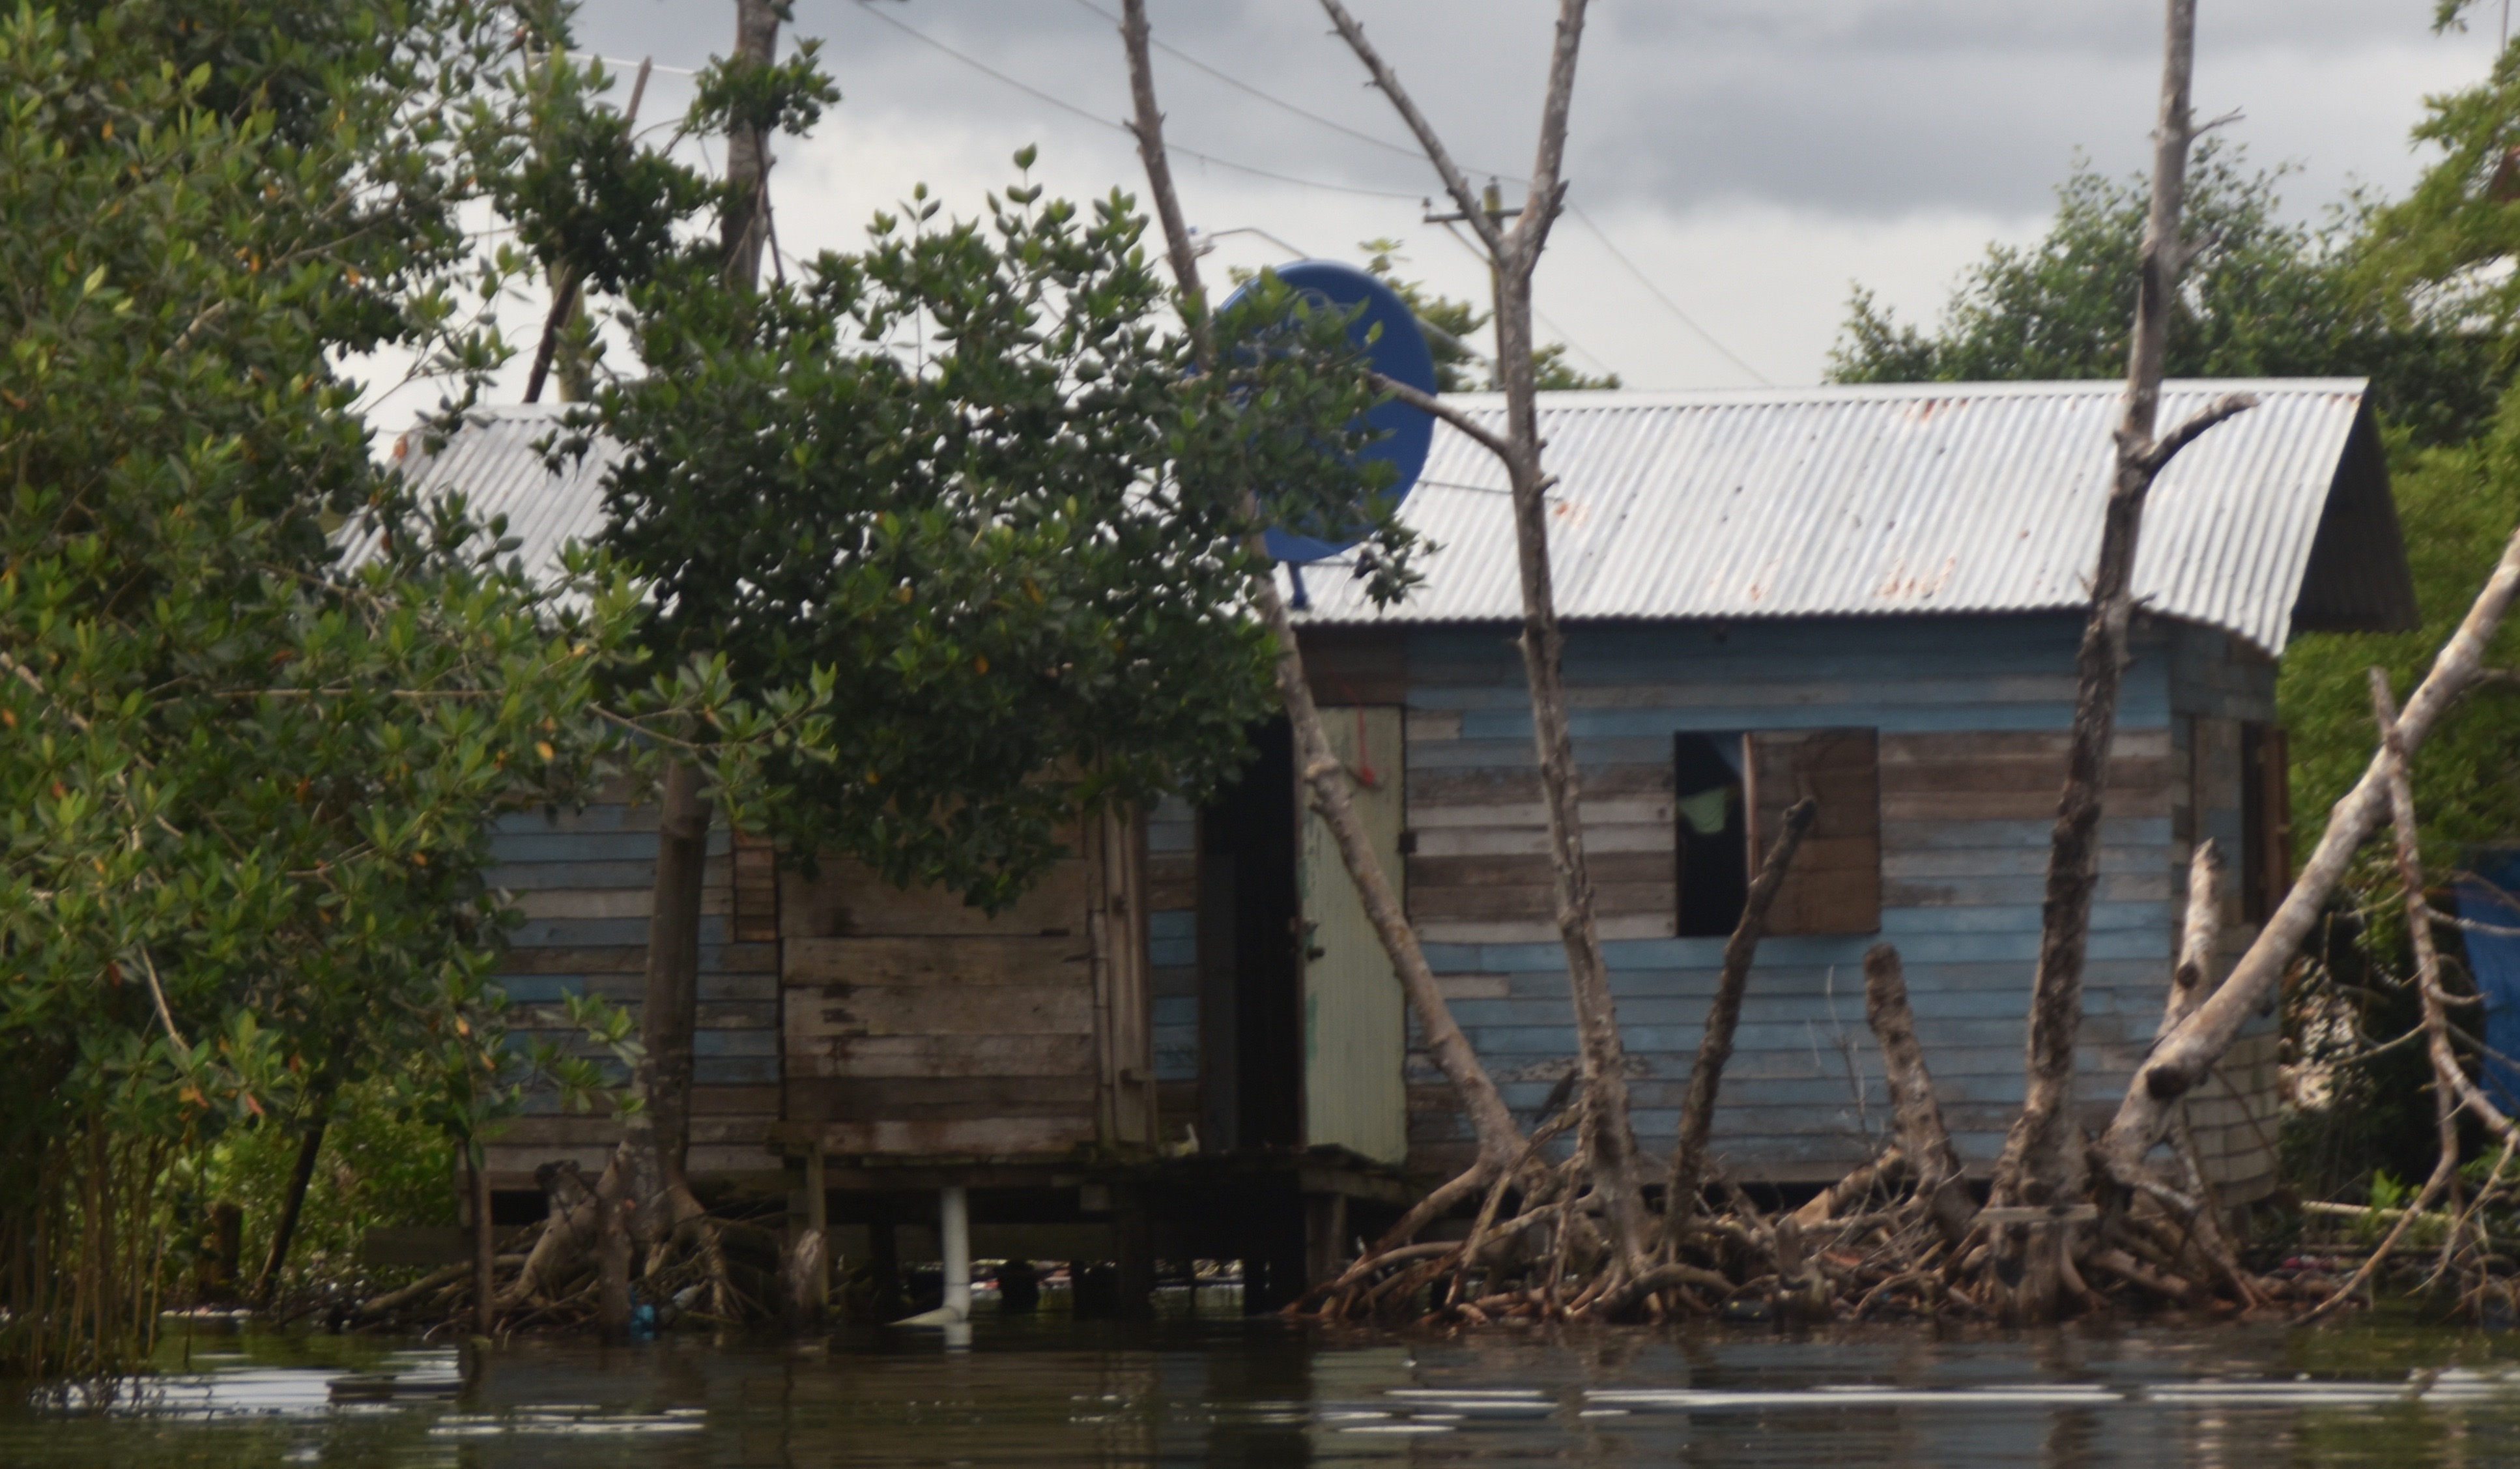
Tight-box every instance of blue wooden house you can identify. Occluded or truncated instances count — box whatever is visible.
[1166,378,2408,1208]
[405,377,2405,1262]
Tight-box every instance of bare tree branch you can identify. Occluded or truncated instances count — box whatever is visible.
[2105,518,2520,1166]
[1667,799,1814,1230]
[1513,0,1592,263]
[1119,1,1210,350]
[2139,392,2259,474]
[1312,0,1502,255]
[1367,371,1513,462]
[1118,0,1526,1173]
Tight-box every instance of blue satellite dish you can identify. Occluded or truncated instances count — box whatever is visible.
[1220,260,1437,563]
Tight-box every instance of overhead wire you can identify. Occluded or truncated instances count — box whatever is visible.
[846,0,1424,201]
[1062,0,1431,167]
[1564,205,1771,384]
[1058,0,1766,385]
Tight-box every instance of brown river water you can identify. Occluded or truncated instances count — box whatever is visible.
[8,1298,2520,1466]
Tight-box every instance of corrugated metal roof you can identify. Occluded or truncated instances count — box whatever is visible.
[343,405,617,583]
[375,381,2394,658]
[1287,379,2387,655]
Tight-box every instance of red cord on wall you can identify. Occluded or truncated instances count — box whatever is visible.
[1335,679,1379,788]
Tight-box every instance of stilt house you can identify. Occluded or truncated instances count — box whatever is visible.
[410,377,2406,1286]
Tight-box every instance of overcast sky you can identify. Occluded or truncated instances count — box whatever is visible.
[381,1,2513,420]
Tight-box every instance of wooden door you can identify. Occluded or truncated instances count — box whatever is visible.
[1296,706,1409,1164]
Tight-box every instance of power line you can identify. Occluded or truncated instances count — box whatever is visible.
[1565,205,1770,384]
[1063,0,1432,168]
[861,0,1765,386]
[846,0,1424,201]
[1057,2,1766,386]
[1422,216,1616,384]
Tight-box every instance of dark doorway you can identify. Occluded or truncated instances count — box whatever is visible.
[1676,732,1749,937]
[1197,719,1303,1152]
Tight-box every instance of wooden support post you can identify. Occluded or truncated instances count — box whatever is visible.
[1114,1188,1155,1319]
[1304,1192,1349,1291]
[783,1150,829,1329]
[866,1203,903,1320]
[469,1151,494,1337]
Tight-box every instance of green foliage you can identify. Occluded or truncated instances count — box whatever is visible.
[0,0,817,1373]
[1360,238,1620,392]
[472,48,715,297]
[186,1077,458,1301]
[689,38,839,142]
[592,164,1419,908]
[1530,341,1622,393]
[2279,428,2520,868]
[1829,147,2502,447]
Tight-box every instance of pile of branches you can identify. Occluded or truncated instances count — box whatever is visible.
[351,1162,775,1337]
[1294,646,2520,1329]
[1293,915,2292,1328]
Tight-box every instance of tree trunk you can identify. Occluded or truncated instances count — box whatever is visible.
[2162,840,2222,1038]
[1493,268,1652,1276]
[607,2,777,1277]
[1986,0,2249,1322]
[720,2,780,287]
[1862,944,1973,1244]
[1308,0,1644,1271]
[1115,0,1525,1175]
[2102,520,2520,1168]
[2303,673,2482,1319]
[249,1111,326,1308]
[2377,670,2485,1195]
[629,757,711,1238]
[597,1163,631,1337]
[468,1148,494,1337]
[1667,798,1814,1229]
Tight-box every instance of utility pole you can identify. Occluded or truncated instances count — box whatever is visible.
[1424,181,1523,381]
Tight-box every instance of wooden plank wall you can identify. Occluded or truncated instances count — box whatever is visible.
[1392,614,2202,1186]
[777,817,1155,1159]
[481,795,783,1192]
[1147,795,1201,1143]
[2166,623,2285,1201]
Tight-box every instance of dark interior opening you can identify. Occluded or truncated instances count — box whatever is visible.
[1676,732,1749,937]
[1197,718,1303,1152]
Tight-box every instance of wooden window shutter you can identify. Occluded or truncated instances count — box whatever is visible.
[730,831,781,943]
[2241,722,2291,924]
[1745,728,1882,935]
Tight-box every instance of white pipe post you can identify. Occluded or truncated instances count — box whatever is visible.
[940,1186,972,1322]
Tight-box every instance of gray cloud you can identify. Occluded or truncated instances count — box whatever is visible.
[547,1,2497,386]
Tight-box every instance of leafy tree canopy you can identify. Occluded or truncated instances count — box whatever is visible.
[0,0,811,1372]
[1829,147,2502,448]
[582,158,1424,906]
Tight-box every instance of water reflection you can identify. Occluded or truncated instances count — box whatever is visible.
[8,1314,2520,1466]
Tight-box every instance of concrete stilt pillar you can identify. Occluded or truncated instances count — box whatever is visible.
[940,1184,972,1322]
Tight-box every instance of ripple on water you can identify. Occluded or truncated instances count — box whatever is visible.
[5,1319,2520,1466]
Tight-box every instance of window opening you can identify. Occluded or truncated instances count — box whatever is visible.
[1675,732,1749,937]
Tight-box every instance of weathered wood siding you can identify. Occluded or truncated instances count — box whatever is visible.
[777,816,1156,1159]
[481,797,782,1191]
[2165,621,2284,1202]
[1147,795,1201,1143]
[1382,613,2280,1195]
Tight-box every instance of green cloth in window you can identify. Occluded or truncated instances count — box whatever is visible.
[1677,784,1732,836]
